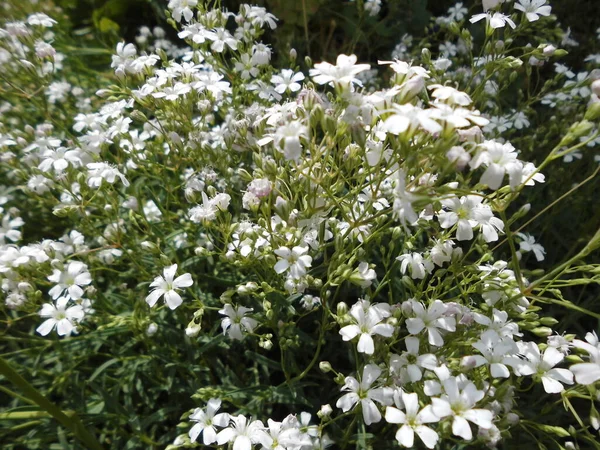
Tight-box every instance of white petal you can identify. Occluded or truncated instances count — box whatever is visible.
[490,363,510,378]
[173,273,193,288]
[36,319,56,336]
[145,289,164,307]
[163,264,178,282]
[164,290,183,310]
[395,424,414,447]
[415,425,439,449]
[339,325,361,341]
[361,399,382,425]
[385,406,406,424]
[463,408,493,429]
[274,259,289,274]
[357,333,375,354]
[189,423,204,443]
[452,415,473,440]
[336,393,359,412]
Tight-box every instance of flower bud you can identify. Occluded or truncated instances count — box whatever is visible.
[543,44,557,56]
[185,324,201,337]
[146,323,158,336]
[319,361,332,373]
[336,302,348,316]
[318,404,333,419]
[531,327,553,337]
[506,413,520,425]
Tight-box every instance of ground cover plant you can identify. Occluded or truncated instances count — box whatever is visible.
[1,0,600,449]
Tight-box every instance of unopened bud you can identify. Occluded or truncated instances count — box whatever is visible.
[319,361,332,373]
[146,323,158,336]
[318,404,333,419]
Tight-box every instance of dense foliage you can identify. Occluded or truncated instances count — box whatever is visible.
[1,1,600,449]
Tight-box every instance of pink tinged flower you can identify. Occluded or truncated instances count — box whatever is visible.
[390,336,438,383]
[48,261,92,300]
[431,377,493,440]
[189,398,230,445]
[405,300,456,347]
[216,415,266,450]
[145,264,193,310]
[274,246,312,279]
[571,332,600,385]
[336,364,392,425]
[218,304,258,340]
[339,301,394,355]
[385,392,439,449]
[514,0,552,22]
[36,297,84,337]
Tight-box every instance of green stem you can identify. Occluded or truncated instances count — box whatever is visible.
[0,356,104,450]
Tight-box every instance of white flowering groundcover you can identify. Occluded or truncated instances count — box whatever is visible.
[1,0,600,449]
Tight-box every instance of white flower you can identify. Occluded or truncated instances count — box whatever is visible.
[145,264,193,310]
[390,336,438,383]
[482,0,506,11]
[336,364,392,425]
[0,214,24,244]
[36,297,84,337]
[218,304,258,340]
[570,332,600,385]
[430,239,456,267]
[216,415,266,450]
[86,162,129,188]
[206,28,238,52]
[385,392,439,449]
[48,261,92,300]
[257,416,309,450]
[189,398,230,445]
[339,300,394,354]
[514,0,552,22]
[275,121,308,161]
[470,12,516,29]
[405,299,456,346]
[274,246,312,279]
[168,0,198,23]
[251,43,271,66]
[271,69,305,94]
[38,147,82,173]
[431,377,494,440]
[310,54,370,89]
[349,262,377,288]
[516,233,546,261]
[470,140,522,190]
[470,330,518,378]
[438,195,504,242]
[27,13,57,27]
[397,252,432,280]
[515,342,574,393]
